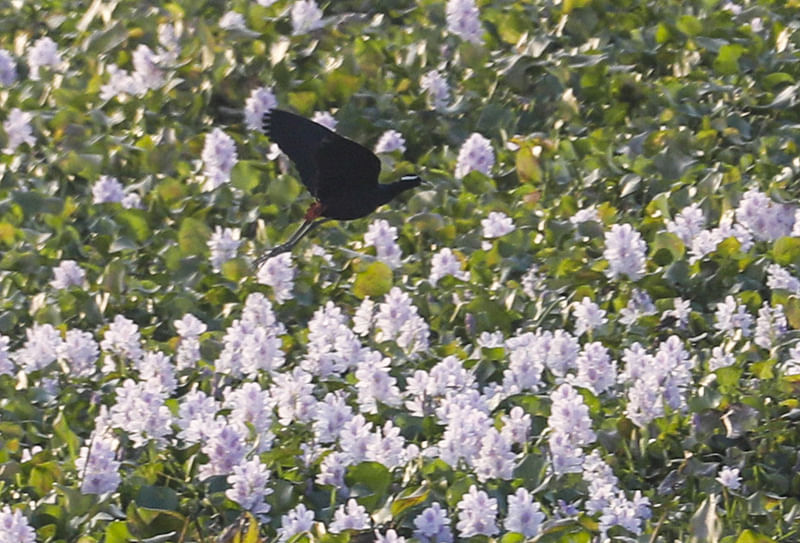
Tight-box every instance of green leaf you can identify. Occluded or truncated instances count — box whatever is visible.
[714,44,745,75]
[390,485,430,517]
[178,217,211,257]
[136,485,179,511]
[346,461,391,502]
[353,261,393,299]
[690,494,721,543]
[735,530,777,543]
[772,237,800,266]
[104,521,132,543]
[117,209,151,243]
[231,160,264,193]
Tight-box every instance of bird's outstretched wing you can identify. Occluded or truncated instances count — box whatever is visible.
[263,109,333,196]
[263,109,382,200]
[314,134,382,203]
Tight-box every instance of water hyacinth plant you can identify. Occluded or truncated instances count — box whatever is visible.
[0,0,799,542]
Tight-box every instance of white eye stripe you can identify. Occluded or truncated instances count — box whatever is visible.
[401,174,419,182]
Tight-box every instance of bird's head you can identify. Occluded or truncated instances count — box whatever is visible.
[399,174,424,188]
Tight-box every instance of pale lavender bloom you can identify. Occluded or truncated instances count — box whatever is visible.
[225,382,275,443]
[583,450,619,514]
[500,408,531,448]
[572,297,607,336]
[316,450,349,487]
[374,287,429,355]
[132,44,164,91]
[364,219,403,268]
[27,36,62,79]
[429,247,468,285]
[219,11,247,30]
[100,314,143,366]
[14,323,62,373]
[375,529,406,543]
[766,263,800,294]
[92,175,125,204]
[570,206,600,225]
[754,303,786,350]
[353,297,375,336]
[662,297,691,327]
[793,209,800,237]
[202,128,238,190]
[313,392,353,444]
[446,0,483,44]
[277,504,315,542]
[502,331,546,394]
[374,130,406,154]
[750,17,763,33]
[0,335,12,376]
[436,402,492,467]
[688,229,719,264]
[474,428,516,481]
[329,499,371,533]
[505,488,545,537]
[176,336,201,370]
[109,379,173,448]
[175,313,207,337]
[176,389,219,443]
[713,210,754,252]
[356,350,402,413]
[722,1,742,13]
[366,420,408,469]
[0,505,36,542]
[257,253,295,303]
[548,384,595,474]
[604,223,647,280]
[456,485,499,537]
[574,342,617,395]
[420,70,450,110]
[482,211,515,238]
[291,0,324,35]
[0,49,17,85]
[716,466,742,490]
[241,327,285,377]
[339,414,374,464]
[244,86,277,132]
[121,192,142,209]
[714,295,753,337]
[258,0,278,5]
[709,345,735,371]
[455,133,494,178]
[58,329,98,377]
[226,457,273,515]
[100,64,143,100]
[3,108,35,153]
[599,491,651,538]
[736,189,795,241]
[199,418,247,479]
[545,330,580,377]
[51,260,85,289]
[75,433,121,494]
[666,203,705,244]
[139,351,177,394]
[270,367,316,425]
[413,503,453,543]
[156,23,181,64]
[311,110,336,130]
[302,301,363,376]
[208,226,242,271]
[619,289,656,325]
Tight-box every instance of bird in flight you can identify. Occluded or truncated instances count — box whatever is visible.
[255,109,422,264]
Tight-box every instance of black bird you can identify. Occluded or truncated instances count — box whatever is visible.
[256,109,422,264]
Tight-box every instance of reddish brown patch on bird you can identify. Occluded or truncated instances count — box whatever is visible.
[304,201,325,221]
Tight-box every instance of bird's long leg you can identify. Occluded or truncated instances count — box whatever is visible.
[255,218,330,265]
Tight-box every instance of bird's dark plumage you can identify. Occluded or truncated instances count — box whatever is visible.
[256,109,422,262]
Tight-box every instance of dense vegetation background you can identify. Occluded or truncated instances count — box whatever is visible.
[0,0,799,541]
